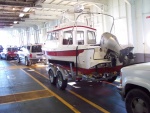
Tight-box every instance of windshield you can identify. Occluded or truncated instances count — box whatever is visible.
[31,45,42,52]
[7,48,18,51]
[87,31,96,44]
[77,31,84,45]
[63,30,73,45]
[47,31,59,40]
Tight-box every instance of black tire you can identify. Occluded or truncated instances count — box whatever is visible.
[49,69,56,85]
[5,55,9,60]
[25,57,30,66]
[0,54,2,59]
[107,76,117,83]
[17,55,20,63]
[56,71,67,90]
[125,89,150,113]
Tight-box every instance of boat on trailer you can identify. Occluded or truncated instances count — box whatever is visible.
[43,12,134,90]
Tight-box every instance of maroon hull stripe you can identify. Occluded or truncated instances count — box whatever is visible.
[53,64,122,75]
[46,50,84,56]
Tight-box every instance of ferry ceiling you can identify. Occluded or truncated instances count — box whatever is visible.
[0,0,107,29]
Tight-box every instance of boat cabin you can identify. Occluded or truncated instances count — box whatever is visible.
[45,23,97,48]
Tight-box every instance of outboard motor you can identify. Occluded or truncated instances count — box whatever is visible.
[100,32,134,66]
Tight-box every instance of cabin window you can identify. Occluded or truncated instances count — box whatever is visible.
[47,32,59,40]
[87,31,96,44]
[77,31,84,45]
[63,31,73,45]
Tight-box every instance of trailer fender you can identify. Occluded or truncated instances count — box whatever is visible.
[47,64,57,77]
[56,66,69,80]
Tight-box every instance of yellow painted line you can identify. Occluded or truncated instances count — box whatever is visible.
[33,70,110,113]
[13,89,50,95]
[68,90,110,113]
[7,66,26,70]
[0,89,53,105]
[0,95,53,105]
[22,69,80,113]
[33,70,49,79]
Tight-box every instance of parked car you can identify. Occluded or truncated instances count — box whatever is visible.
[17,44,46,66]
[0,47,18,60]
[0,45,3,52]
[120,62,150,113]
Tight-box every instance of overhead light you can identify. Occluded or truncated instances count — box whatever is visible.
[14,21,18,24]
[74,4,84,13]
[19,13,24,17]
[23,7,30,12]
[13,8,15,10]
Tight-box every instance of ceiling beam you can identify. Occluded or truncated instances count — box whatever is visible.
[29,14,58,20]
[0,14,18,17]
[0,16,29,20]
[24,19,49,22]
[63,0,108,5]
[0,17,19,19]
[0,20,14,22]
[34,10,62,16]
[35,3,73,10]
[0,19,24,22]
[0,1,34,7]
[13,24,36,27]
[35,0,47,5]
[0,23,13,25]
[0,25,12,27]
[20,21,43,25]
[0,9,33,14]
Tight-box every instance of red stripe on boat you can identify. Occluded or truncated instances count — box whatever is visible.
[146,16,150,19]
[46,50,84,56]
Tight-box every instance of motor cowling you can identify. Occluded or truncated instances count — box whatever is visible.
[100,32,134,65]
[100,32,121,57]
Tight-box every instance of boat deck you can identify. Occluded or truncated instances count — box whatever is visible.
[0,59,127,113]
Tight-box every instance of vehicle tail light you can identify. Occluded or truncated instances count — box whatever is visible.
[29,54,32,58]
[7,51,11,54]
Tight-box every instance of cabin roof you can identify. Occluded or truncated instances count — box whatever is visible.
[47,26,96,33]
[47,22,96,33]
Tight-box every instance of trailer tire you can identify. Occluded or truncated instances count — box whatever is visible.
[56,71,67,90]
[48,69,56,85]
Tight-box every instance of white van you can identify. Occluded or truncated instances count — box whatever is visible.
[17,44,46,66]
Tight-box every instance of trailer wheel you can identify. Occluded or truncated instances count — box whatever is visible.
[48,69,56,85]
[56,71,67,90]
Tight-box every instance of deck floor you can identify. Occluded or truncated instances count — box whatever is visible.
[0,59,127,113]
